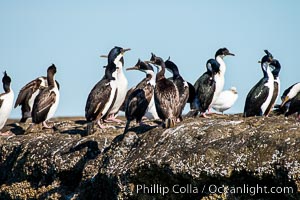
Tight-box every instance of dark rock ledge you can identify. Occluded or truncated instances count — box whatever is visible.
[0,114,299,200]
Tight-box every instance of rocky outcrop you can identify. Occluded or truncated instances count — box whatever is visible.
[0,114,299,199]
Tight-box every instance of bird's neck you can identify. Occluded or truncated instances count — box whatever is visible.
[47,73,55,87]
[114,55,123,70]
[147,71,156,86]
[3,83,11,93]
[216,56,226,75]
[156,64,166,82]
[172,69,180,79]
[272,68,280,78]
[262,63,273,79]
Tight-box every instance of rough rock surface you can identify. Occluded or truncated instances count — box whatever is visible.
[0,114,299,200]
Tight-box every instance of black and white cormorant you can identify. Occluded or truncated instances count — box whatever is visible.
[123,59,155,134]
[280,82,300,107]
[274,82,300,119]
[264,59,281,116]
[105,47,130,123]
[0,71,14,136]
[149,53,180,128]
[119,68,159,120]
[282,93,300,120]
[14,76,60,123]
[85,47,128,133]
[243,50,274,117]
[213,48,235,104]
[188,59,221,117]
[165,57,189,121]
[32,64,60,128]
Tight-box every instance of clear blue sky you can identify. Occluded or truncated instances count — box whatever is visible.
[1,1,299,118]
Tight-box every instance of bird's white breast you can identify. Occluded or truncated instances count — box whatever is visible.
[212,57,226,105]
[287,82,300,100]
[102,80,117,116]
[145,94,159,120]
[109,68,128,114]
[28,89,41,112]
[261,67,275,114]
[0,90,14,129]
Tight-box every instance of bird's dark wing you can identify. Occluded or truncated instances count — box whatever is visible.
[14,78,42,108]
[173,78,189,116]
[120,77,150,112]
[244,78,269,117]
[85,79,115,122]
[285,92,300,116]
[126,88,149,122]
[154,80,180,120]
[32,89,56,123]
[144,84,154,104]
[119,87,135,112]
[135,78,149,89]
[194,73,215,112]
[187,81,196,103]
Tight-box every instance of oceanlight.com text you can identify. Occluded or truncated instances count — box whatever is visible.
[135,184,294,196]
[208,184,294,196]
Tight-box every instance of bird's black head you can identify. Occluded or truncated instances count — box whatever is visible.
[165,57,179,73]
[2,71,11,84]
[126,59,154,72]
[264,50,273,59]
[165,57,180,77]
[206,59,220,74]
[149,53,164,66]
[259,50,273,78]
[107,46,130,65]
[260,50,273,64]
[2,71,11,92]
[270,59,281,77]
[47,64,57,74]
[215,48,235,58]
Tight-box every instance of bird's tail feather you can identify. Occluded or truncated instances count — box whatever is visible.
[123,120,130,135]
[186,97,200,118]
[185,110,199,118]
[20,117,28,123]
[165,118,176,128]
[87,122,94,135]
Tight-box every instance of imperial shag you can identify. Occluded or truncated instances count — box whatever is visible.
[213,48,235,105]
[85,47,128,133]
[15,76,60,123]
[243,50,274,117]
[0,71,14,136]
[188,59,221,117]
[264,59,281,116]
[274,82,300,119]
[105,47,130,123]
[149,53,180,128]
[124,59,155,134]
[32,64,60,128]
[165,57,189,121]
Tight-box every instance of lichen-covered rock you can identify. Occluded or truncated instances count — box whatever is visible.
[0,114,299,199]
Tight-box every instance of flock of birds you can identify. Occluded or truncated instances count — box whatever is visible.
[0,46,300,136]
